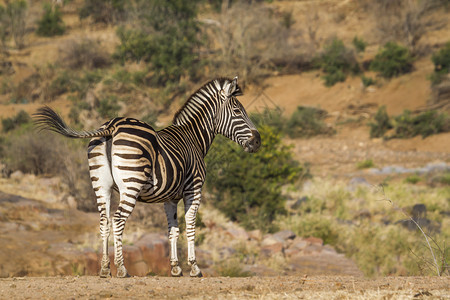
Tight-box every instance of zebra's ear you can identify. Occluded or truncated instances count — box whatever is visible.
[226,76,243,97]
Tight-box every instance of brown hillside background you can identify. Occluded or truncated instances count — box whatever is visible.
[0,0,449,298]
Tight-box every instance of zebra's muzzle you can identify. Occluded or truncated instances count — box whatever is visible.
[244,130,261,153]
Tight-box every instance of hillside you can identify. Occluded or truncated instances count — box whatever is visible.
[0,0,449,283]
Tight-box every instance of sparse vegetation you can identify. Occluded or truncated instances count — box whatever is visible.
[1,110,31,132]
[369,107,449,139]
[356,159,375,169]
[79,0,128,24]
[6,0,28,49]
[370,42,414,78]
[36,3,65,37]
[285,106,334,138]
[279,179,450,276]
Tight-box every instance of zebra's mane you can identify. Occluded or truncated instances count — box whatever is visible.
[172,77,242,125]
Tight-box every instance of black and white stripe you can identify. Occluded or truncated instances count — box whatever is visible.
[34,77,260,278]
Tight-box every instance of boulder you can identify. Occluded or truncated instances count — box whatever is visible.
[225,228,249,240]
[273,230,296,241]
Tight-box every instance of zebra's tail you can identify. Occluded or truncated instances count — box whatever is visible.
[33,106,115,139]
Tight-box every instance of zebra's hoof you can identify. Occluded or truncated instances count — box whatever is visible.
[99,267,111,278]
[171,265,183,277]
[116,265,130,278]
[190,264,202,277]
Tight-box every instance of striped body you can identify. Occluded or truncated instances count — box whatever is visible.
[34,77,261,278]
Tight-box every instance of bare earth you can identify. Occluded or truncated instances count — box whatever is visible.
[0,275,449,299]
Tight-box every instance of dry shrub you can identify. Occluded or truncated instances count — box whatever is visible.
[59,38,111,70]
[208,2,300,83]
[2,129,96,211]
[359,0,446,55]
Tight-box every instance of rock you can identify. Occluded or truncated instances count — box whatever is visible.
[288,252,363,276]
[261,234,285,246]
[247,229,262,241]
[260,242,284,257]
[348,177,370,191]
[9,170,24,181]
[289,238,308,251]
[225,228,249,240]
[123,245,143,264]
[135,233,170,275]
[412,203,426,219]
[273,230,296,241]
[217,247,236,260]
[304,237,323,246]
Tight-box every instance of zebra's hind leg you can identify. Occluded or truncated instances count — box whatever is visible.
[88,137,114,278]
[164,201,183,277]
[111,190,139,278]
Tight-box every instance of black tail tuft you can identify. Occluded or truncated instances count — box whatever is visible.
[33,106,111,139]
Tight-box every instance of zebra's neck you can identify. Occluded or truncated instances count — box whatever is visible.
[172,80,223,156]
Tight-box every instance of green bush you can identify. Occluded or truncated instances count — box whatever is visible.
[285,106,333,138]
[205,125,306,232]
[352,36,367,53]
[369,105,392,138]
[1,110,30,132]
[36,3,65,37]
[430,41,450,85]
[114,0,203,85]
[317,38,360,86]
[393,110,449,138]
[370,42,414,78]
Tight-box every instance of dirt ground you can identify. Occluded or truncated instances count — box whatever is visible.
[0,275,448,299]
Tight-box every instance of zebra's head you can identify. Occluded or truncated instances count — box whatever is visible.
[215,77,261,153]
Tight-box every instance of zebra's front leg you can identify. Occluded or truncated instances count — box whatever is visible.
[164,201,183,277]
[184,190,202,277]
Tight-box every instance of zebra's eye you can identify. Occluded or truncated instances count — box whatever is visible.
[233,108,242,115]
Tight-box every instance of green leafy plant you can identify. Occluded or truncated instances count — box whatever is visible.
[36,3,65,37]
[370,42,414,78]
[430,41,450,85]
[285,106,333,138]
[352,36,367,53]
[114,0,203,86]
[206,125,306,232]
[317,38,360,86]
[369,105,392,138]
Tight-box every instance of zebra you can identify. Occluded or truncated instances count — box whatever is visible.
[34,76,261,278]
